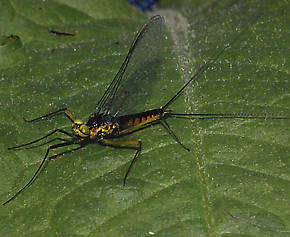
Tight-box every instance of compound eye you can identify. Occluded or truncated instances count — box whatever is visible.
[80,125,89,137]
[72,119,89,137]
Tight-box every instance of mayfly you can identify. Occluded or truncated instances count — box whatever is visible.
[2,15,288,205]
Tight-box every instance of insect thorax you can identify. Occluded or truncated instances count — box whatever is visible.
[86,113,120,139]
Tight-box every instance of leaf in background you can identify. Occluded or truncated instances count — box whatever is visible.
[0,0,289,236]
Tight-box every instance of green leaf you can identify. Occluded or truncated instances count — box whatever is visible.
[1,0,289,236]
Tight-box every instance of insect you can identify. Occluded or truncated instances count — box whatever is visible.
[2,15,288,205]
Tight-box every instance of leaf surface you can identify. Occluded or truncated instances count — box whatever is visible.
[0,0,289,236]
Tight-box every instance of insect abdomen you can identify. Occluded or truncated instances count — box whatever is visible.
[117,109,167,132]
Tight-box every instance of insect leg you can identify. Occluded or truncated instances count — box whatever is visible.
[2,141,79,205]
[48,144,85,161]
[101,139,142,186]
[123,142,142,186]
[13,138,72,150]
[9,129,74,150]
[160,120,190,151]
[24,108,76,123]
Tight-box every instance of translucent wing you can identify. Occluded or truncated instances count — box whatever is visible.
[95,15,165,116]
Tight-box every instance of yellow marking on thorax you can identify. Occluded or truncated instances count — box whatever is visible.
[90,124,118,139]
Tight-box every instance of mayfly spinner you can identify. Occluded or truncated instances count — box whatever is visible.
[3,15,288,205]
